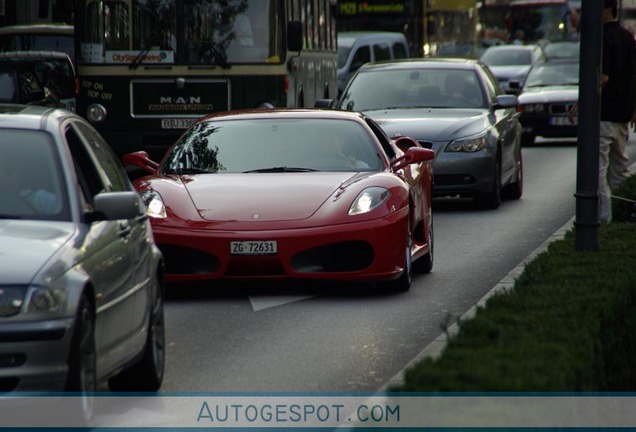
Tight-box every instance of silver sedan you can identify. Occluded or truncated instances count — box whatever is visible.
[328,58,523,209]
[0,105,165,405]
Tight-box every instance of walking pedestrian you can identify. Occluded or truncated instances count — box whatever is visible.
[569,0,636,223]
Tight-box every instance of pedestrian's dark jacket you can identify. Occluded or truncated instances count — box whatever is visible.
[601,20,636,122]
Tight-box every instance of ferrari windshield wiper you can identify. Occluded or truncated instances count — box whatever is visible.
[165,167,211,175]
[243,166,318,173]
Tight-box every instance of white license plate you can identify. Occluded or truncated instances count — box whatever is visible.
[230,241,277,255]
[161,118,197,129]
[550,116,576,126]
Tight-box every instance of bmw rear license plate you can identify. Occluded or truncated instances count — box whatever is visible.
[231,241,277,255]
[550,116,576,126]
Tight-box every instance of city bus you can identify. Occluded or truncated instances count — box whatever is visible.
[336,0,425,57]
[335,0,479,59]
[0,0,73,26]
[74,0,338,160]
[621,0,636,36]
[506,0,579,43]
[425,0,479,58]
[479,0,510,42]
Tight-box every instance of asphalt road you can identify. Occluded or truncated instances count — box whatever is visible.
[158,137,636,393]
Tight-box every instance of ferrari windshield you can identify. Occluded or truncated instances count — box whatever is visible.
[163,118,384,173]
[340,68,486,111]
[78,0,283,65]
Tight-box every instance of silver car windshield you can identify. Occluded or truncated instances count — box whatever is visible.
[0,130,70,221]
[524,62,579,88]
[340,68,486,111]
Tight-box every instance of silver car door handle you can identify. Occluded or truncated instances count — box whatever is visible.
[119,222,132,238]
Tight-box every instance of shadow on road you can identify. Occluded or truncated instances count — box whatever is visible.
[164,278,401,302]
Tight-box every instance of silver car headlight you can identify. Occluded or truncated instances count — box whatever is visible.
[0,286,64,317]
[0,286,27,317]
[524,104,545,113]
[349,187,391,215]
[446,136,486,153]
[141,190,167,219]
[27,286,63,313]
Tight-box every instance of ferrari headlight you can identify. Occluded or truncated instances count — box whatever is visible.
[349,187,391,215]
[446,136,486,153]
[141,190,167,219]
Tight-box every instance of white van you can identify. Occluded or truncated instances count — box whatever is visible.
[337,31,410,95]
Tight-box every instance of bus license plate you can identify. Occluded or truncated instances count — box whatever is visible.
[161,118,197,129]
[230,241,277,255]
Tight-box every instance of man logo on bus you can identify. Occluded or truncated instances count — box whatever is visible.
[160,96,202,104]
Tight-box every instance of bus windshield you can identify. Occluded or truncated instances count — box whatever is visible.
[78,0,283,66]
[507,3,578,42]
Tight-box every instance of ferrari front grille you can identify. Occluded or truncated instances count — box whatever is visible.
[291,241,374,273]
[159,244,220,275]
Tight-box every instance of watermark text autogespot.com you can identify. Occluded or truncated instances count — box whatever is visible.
[196,401,400,425]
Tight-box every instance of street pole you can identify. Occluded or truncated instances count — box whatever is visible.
[574,0,603,252]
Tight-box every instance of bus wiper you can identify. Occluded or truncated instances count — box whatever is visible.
[129,47,150,70]
[201,42,231,69]
[243,166,318,173]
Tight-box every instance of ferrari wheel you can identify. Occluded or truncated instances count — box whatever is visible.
[414,211,433,274]
[383,220,412,292]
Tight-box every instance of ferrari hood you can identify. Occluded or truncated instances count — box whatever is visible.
[184,172,360,222]
[0,220,73,284]
[365,108,486,142]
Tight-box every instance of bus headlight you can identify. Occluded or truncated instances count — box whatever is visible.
[87,104,107,123]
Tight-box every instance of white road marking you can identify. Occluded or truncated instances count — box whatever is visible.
[249,295,314,311]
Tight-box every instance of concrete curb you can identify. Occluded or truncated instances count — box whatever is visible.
[379,216,576,392]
